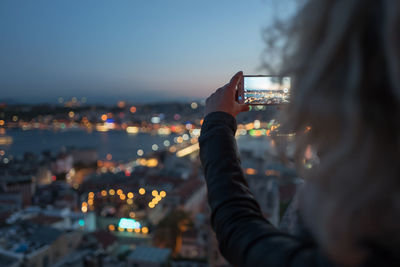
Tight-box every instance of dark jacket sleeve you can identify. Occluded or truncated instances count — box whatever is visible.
[199,112,333,267]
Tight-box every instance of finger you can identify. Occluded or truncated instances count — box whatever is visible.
[227,71,243,97]
[230,71,243,86]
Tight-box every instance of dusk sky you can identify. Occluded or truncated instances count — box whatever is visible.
[0,0,293,104]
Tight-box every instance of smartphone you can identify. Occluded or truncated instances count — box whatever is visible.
[237,75,291,105]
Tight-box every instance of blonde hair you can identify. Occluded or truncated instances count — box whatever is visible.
[263,0,400,265]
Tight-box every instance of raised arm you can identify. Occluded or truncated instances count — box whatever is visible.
[199,72,332,267]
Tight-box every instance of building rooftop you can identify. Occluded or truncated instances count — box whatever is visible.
[28,226,62,245]
[127,246,171,263]
[0,224,62,255]
[0,175,33,184]
[27,215,64,225]
[0,253,19,267]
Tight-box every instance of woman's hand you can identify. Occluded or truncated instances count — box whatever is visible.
[204,71,250,118]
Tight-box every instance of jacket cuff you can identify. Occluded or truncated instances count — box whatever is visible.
[201,111,237,135]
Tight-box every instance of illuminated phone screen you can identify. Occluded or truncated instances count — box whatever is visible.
[243,76,291,105]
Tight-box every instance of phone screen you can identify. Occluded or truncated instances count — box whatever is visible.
[243,76,291,105]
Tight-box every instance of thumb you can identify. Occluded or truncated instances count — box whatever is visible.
[230,71,243,87]
[227,71,243,97]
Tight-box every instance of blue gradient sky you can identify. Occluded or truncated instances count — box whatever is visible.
[0,0,293,104]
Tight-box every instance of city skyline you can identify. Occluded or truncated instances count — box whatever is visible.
[0,0,294,104]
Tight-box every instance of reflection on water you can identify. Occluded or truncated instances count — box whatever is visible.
[0,136,13,145]
[0,129,176,161]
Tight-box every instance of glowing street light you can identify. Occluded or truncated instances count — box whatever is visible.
[137,149,144,156]
[139,188,145,195]
[191,102,198,109]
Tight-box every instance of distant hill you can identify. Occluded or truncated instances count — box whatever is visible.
[0,98,21,105]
